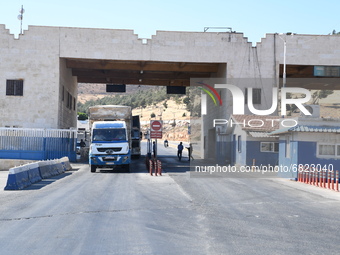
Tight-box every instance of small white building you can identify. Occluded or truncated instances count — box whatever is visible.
[271,117,340,179]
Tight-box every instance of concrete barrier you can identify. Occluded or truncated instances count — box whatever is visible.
[4,157,72,190]
[38,160,53,179]
[54,161,65,175]
[5,165,31,190]
[60,157,72,171]
[27,162,42,184]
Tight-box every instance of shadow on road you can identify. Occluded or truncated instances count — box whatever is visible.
[25,172,73,190]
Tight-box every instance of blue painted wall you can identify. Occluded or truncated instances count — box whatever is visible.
[0,136,76,162]
[246,141,278,167]
[298,141,340,170]
[278,140,340,179]
[278,139,298,179]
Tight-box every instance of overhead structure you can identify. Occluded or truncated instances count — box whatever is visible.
[66,59,220,86]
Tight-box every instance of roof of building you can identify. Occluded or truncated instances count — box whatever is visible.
[231,115,280,132]
[248,131,279,138]
[270,125,340,135]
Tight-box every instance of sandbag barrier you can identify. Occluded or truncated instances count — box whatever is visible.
[297,166,339,192]
[4,157,72,190]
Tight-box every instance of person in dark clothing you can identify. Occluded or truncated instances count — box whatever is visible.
[186,143,194,161]
[153,141,156,159]
[177,142,183,161]
[80,139,86,147]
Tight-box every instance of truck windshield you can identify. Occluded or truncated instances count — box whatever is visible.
[131,129,140,139]
[92,128,126,141]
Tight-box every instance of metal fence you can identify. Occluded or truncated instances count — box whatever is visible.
[0,128,77,162]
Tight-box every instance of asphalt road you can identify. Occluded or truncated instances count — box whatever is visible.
[1,141,340,254]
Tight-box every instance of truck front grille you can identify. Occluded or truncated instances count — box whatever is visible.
[102,156,118,161]
[97,147,122,152]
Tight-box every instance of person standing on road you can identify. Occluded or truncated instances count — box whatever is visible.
[153,141,156,159]
[177,142,184,161]
[186,143,194,161]
[80,139,86,147]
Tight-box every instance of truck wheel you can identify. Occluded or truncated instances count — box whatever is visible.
[90,165,96,173]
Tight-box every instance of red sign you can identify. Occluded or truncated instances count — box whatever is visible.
[151,120,162,131]
[150,120,162,139]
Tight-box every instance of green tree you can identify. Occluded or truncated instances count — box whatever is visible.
[77,112,88,120]
[183,96,191,111]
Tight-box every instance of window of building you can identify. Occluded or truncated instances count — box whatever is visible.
[318,144,337,157]
[66,92,74,110]
[245,88,261,104]
[260,142,279,152]
[238,135,242,153]
[69,94,72,110]
[6,80,23,96]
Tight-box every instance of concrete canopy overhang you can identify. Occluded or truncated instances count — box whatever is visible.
[279,64,340,90]
[65,58,222,86]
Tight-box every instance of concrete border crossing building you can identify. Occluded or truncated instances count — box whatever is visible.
[1,24,340,163]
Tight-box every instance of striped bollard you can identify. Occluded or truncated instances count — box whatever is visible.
[319,171,323,187]
[149,160,153,175]
[157,160,162,176]
[336,171,339,192]
[298,166,302,182]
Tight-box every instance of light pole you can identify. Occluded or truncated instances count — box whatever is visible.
[17,5,24,35]
[278,32,294,89]
[278,32,294,117]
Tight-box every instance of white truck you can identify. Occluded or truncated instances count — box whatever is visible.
[88,105,137,173]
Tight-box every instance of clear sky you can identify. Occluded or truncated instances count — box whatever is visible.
[0,0,339,44]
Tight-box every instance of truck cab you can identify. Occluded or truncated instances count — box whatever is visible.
[89,121,131,172]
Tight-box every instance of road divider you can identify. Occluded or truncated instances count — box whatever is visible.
[4,157,72,190]
[297,167,339,192]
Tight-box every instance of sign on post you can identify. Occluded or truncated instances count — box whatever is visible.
[150,120,163,139]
